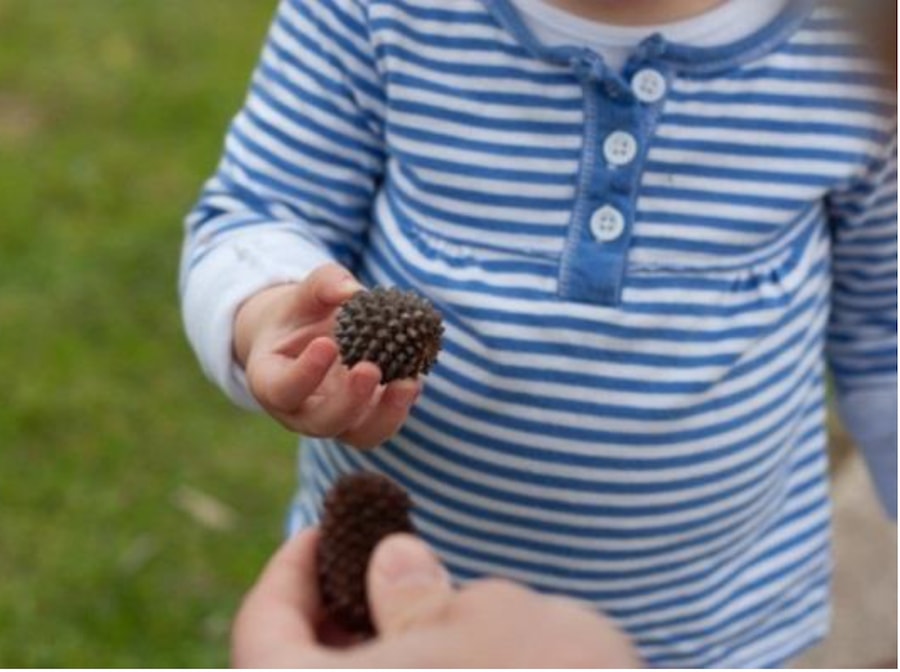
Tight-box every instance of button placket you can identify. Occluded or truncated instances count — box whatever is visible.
[559,60,669,306]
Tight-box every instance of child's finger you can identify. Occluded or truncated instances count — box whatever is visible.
[256,337,338,413]
[339,379,421,449]
[298,362,382,437]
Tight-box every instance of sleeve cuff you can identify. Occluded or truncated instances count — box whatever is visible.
[836,382,898,519]
[180,229,335,411]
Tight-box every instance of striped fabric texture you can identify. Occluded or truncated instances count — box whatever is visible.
[181,0,897,666]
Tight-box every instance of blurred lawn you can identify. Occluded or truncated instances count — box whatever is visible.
[0,1,295,666]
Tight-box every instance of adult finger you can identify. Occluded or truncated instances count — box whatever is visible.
[338,379,421,449]
[299,362,381,437]
[231,529,322,667]
[253,337,338,413]
[367,534,453,636]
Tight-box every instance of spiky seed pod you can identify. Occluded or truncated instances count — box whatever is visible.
[317,472,416,635]
[335,287,443,384]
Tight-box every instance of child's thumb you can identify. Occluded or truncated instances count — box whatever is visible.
[367,534,453,636]
[296,263,362,317]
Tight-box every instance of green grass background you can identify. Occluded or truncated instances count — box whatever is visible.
[0,1,294,666]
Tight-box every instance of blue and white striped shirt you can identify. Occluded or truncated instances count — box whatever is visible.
[181,0,897,666]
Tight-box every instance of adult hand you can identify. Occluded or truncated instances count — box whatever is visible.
[231,530,642,668]
[233,264,421,449]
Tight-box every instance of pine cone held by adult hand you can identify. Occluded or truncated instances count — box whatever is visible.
[316,472,416,635]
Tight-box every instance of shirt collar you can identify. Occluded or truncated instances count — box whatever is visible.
[481,0,819,76]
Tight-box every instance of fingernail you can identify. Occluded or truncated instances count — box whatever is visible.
[338,279,362,296]
[372,535,444,588]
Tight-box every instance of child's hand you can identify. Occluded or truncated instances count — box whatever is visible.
[234,264,422,449]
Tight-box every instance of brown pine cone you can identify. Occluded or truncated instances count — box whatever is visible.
[316,472,415,635]
[335,287,443,383]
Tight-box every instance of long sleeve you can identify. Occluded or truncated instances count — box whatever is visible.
[179,0,386,409]
[827,130,898,518]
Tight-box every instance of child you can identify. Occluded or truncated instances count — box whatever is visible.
[180,0,897,666]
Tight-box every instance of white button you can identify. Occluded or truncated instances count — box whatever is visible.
[603,131,638,166]
[632,68,667,103]
[590,206,626,242]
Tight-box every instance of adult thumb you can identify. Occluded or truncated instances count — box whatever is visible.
[367,534,453,636]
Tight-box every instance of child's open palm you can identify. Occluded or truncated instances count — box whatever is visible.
[234,264,422,449]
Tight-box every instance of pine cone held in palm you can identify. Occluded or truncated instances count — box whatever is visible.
[335,287,443,384]
[316,472,416,635]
